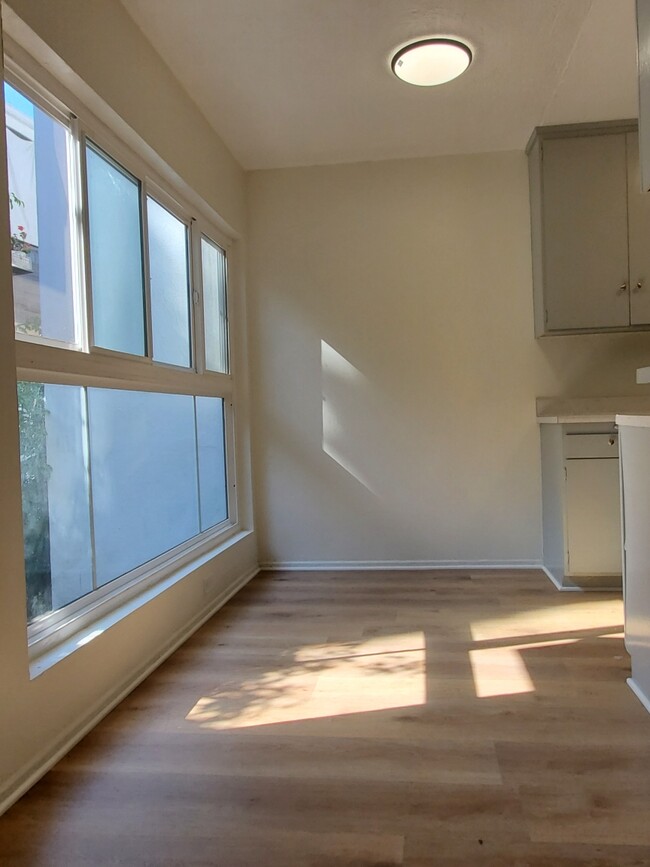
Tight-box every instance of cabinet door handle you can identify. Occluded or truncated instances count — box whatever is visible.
[616,282,628,295]
[634,280,644,293]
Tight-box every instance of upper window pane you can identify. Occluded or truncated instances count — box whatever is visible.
[147,197,191,368]
[86,143,145,356]
[201,236,229,373]
[4,82,76,344]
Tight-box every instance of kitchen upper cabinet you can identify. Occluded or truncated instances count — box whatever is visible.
[626,135,650,324]
[528,122,650,335]
[637,0,650,193]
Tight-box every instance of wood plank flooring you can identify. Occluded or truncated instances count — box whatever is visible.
[1,569,649,866]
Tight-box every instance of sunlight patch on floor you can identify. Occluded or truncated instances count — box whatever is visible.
[469,638,580,698]
[469,598,623,643]
[186,632,426,730]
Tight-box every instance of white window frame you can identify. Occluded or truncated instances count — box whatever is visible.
[4,46,241,658]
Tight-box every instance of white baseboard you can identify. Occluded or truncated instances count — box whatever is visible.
[260,559,544,572]
[540,566,582,592]
[627,677,650,714]
[0,565,259,819]
[539,566,622,593]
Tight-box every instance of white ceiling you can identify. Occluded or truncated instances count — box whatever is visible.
[119,0,639,170]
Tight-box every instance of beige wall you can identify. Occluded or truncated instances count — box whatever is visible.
[0,1,256,811]
[247,153,650,565]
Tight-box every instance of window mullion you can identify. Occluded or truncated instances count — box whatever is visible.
[69,116,89,352]
[78,131,96,353]
[14,339,234,396]
[82,387,98,592]
[190,219,207,375]
[192,397,203,532]
[224,398,238,526]
[140,182,154,359]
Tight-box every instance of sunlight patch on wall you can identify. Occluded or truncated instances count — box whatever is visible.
[186,631,426,730]
[321,339,375,493]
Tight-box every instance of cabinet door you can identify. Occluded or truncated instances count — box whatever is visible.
[565,458,622,575]
[637,0,650,192]
[542,134,630,331]
[626,133,650,324]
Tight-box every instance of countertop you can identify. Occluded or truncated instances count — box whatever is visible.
[616,414,650,428]
[537,396,650,424]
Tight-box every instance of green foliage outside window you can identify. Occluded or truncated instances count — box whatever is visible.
[17,381,52,620]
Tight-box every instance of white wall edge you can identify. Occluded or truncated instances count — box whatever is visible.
[0,564,259,818]
[259,559,545,572]
[627,677,650,714]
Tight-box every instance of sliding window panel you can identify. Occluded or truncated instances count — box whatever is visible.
[201,236,229,373]
[86,144,146,356]
[196,396,228,530]
[147,197,191,367]
[5,83,77,345]
[17,382,93,621]
[87,388,200,586]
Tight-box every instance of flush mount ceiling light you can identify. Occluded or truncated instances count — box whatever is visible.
[391,38,472,86]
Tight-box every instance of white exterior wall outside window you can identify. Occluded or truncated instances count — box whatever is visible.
[4,51,241,659]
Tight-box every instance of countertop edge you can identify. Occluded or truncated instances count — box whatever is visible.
[616,414,650,428]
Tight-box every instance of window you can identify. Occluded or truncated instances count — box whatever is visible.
[86,143,146,356]
[147,196,192,367]
[5,81,77,345]
[5,59,237,644]
[19,383,228,620]
[202,235,229,373]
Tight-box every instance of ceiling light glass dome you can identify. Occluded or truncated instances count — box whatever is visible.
[391,38,472,86]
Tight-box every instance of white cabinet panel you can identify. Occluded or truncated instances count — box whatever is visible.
[637,0,650,193]
[626,133,650,325]
[540,423,622,589]
[528,121,650,336]
[565,459,622,575]
[618,422,650,706]
[564,433,618,459]
[542,134,629,331]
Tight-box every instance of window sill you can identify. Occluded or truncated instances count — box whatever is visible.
[29,528,253,679]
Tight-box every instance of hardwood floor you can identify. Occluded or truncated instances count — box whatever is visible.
[1,569,649,866]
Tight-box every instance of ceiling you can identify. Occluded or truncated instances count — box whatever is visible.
[119,0,639,170]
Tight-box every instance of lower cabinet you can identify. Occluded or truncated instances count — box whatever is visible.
[540,423,622,589]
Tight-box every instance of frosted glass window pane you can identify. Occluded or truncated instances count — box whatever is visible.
[202,237,229,373]
[147,197,191,367]
[86,144,145,355]
[196,396,228,529]
[87,389,199,586]
[5,83,76,344]
[18,382,93,622]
